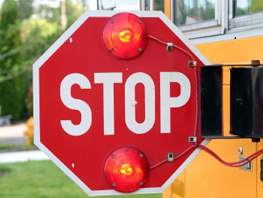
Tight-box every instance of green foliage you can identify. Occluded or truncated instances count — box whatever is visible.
[35,4,61,25]
[236,0,263,16]
[66,0,84,28]
[21,18,61,60]
[34,0,83,28]
[0,74,26,119]
[0,0,26,120]
[0,0,86,120]
[0,0,19,28]
[17,0,34,21]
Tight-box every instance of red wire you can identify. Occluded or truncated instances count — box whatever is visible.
[198,144,263,167]
[148,35,196,61]
[148,35,198,138]
[150,144,263,169]
[147,35,263,170]
[174,145,197,160]
[150,145,196,170]
[149,159,168,170]
[148,35,200,170]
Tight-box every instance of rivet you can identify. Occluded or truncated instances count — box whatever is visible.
[110,48,114,52]
[138,48,142,52]
[139,154,143,157]
[110,19,114,23]
[138,19,142,24]
[112,183,116,187]
[139,182,144,185]
[111,154,116,158]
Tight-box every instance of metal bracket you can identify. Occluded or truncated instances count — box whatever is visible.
[238,156,252,171]
[188,136,197,143]
[166,43,173,52]
[167,152,174,162]
[188,61,197,67]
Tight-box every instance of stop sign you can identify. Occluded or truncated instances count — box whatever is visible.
[33,11,210,196]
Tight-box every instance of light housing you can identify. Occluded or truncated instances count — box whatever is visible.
[104,146,149,193]
[102,13,148,59]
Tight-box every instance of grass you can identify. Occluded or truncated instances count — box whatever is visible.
[0,143,14,150]
[0,160,162,198]
[0,143,38,153]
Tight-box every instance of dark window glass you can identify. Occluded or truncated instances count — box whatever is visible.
[154,0,164,12]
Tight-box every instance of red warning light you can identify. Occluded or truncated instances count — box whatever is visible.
[102,13,148,59]
[104,146,149,193]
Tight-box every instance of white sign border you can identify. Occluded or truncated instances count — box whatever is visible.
[33,10,211,196]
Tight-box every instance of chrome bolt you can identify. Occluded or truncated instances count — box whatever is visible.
[238,147,243,155]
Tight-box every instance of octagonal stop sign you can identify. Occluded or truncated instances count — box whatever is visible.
[33,11,210,196]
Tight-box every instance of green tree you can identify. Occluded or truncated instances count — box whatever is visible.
[17,0,34,21]
[250,0,263,13]
[21,18,63,116]
[0,0,26,120]
[66,0,83,28]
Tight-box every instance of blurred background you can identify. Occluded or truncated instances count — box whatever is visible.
[0,0,94,122]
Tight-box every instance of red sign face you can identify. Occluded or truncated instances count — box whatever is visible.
[33,11,210,196]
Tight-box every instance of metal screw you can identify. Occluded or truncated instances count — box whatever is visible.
[238,147,243,155]
[138,48,142,52]
[111,154,116,158]
[139,154,143,157]
[110,19,114,23]
[112,183,116,187]
[138,19,142,24]
[139,182,144,185]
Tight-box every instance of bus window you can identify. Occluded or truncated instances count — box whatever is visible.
[154,0,164,12]
[100,0,140,10]
[234,0,263,17]
[177,0,215,26]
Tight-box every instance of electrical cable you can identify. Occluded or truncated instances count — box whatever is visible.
[150,145,196,170]
[148,35,195,61]
[150,144,263,169]
[148,35,199,138]
[148,35,200,170]
[148,35,263,170]
[198,144,263,167]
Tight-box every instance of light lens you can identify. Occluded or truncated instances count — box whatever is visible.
[104,146,149,193]
[102,13,148,59]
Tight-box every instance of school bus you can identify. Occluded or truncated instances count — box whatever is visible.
[95,0,263,197]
